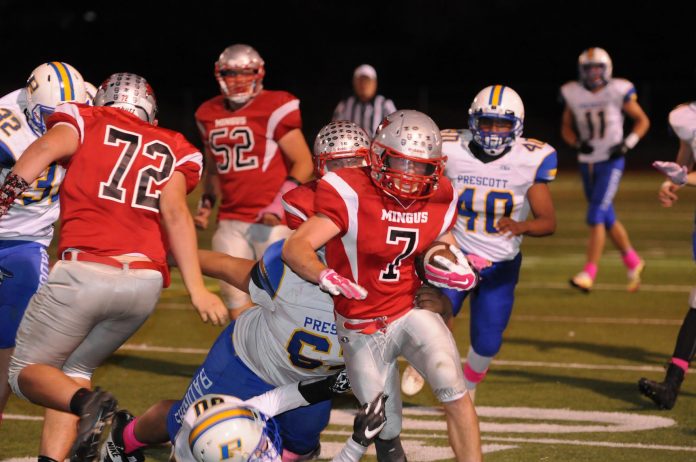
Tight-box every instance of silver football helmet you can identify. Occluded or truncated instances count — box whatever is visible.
[468,85,525,156]
[313,121,370,177]
[25,61,87,135]
[84,81,98,106]
[94,73,157,123]
[215,44,265,105]
[578,47,612,90]
[370,110,444,199]
[188,395,281,462]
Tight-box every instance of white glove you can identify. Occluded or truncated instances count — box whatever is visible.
[424,245,479,291]
[319,269,368,300]
[653,161,688,186]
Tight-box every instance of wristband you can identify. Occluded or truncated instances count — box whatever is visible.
[624,132,640,150]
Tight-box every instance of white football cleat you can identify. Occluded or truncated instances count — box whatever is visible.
[627,260,645,292]
[401,365,425,396]
[569,271,593,293]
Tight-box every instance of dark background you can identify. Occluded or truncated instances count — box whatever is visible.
[2,0,695,169]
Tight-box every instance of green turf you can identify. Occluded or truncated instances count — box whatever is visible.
[2,171,696,461]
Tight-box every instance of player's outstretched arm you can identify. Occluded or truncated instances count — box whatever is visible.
[161,173,228,326]
[197,249,255,293]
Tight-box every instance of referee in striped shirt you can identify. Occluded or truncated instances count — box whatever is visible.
[332,64,396,136]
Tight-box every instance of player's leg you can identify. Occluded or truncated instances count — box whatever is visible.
[8,261,130,460]
[0,241,47,421]
[464,254,521,400]
[399,309,481,461]
[639,289,696,409]
[212,219,256,319]
[571,162,604,291]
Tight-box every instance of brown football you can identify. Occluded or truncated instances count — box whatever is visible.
[414,241,456,282]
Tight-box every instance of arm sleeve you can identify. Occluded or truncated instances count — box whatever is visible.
[243,383,310,418]
[332,437,368,462]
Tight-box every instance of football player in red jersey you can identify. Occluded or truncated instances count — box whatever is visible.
[0,73,228,462]
[193,44,313,320]
[283,110,482,461]
[282,120,370,230]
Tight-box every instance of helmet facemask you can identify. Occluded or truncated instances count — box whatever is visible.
[468,112,522,156]
[579,63,609,90]
[371,143,443,199]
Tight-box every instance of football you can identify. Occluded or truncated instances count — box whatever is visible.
[414,241,457,282]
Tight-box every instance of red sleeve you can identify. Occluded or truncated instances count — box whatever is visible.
[272,93,302,141]
[174,134,203,194]
[282,183,315,230]
[314,174,349,233]
[47,102,85,139]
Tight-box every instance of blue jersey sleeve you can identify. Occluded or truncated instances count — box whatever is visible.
[250,240,287,298]
[534,151,558,183]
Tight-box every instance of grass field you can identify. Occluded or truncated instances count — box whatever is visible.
[2,170,696,461]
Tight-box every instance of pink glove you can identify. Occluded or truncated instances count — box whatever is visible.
[319,269,368,300]
[424,245,479,291]
[653,161,688,186]
[465,253,492,272]
[255,179,299,222]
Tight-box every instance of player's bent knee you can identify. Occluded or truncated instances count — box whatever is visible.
[471,337,502,358]
[425,352,466,403]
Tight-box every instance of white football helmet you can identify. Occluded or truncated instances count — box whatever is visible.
[25,61,87,135]
[313,121,370,177]
[370,110,444,199]
[215,44,265,106]
[189,397,281,462]
[578,47,612,90]
[94,73,157,123]
[468,85,524,156]
[84,81,98,106]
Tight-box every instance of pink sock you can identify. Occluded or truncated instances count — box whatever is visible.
[123,418,147,454]
[463,363,488,384]
[583,262,597,280]
[671,357,689,373]
[622,249,641,270]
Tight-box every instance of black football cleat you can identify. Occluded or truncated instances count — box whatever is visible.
[101,410,144,462]
[638,377,677,409]
[70,388,118,462]
[638,363,685,410]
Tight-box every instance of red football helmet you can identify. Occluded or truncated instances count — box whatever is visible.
[215,44,265,106]
[370,110,444,200]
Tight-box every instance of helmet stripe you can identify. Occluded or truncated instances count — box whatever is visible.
[48,62,74,101]
[490,85,503,106]
[189,408,256,446]
[498,86,506,105]
[61,62,76,101]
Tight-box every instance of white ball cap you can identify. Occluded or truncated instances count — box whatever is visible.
[353,64,377,80]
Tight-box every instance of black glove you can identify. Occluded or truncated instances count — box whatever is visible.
[576,140,594,154]
[298,369,352,404]
[0,265,12,286]
[608,142,629,160]
[352,392,388,447]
